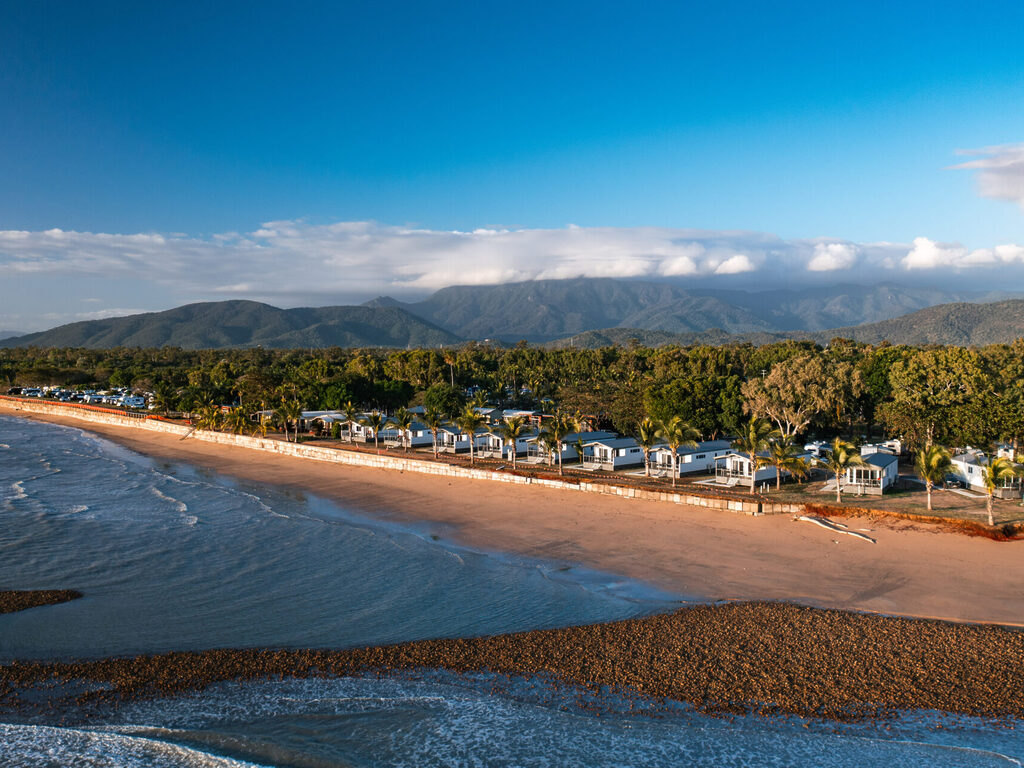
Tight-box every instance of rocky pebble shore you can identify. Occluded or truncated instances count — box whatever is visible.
[2,601,1023,721]
[0,590,81,615]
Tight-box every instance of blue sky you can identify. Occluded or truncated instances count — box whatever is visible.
[4,2,1024,328]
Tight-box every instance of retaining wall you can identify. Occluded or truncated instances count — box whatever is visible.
[0,397,768,516]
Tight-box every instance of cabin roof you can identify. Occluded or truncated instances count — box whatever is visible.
[862,452,898,468]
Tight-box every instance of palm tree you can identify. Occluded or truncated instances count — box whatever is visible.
[656,416,700,488]
[388,407,415,452]
[980,455,1021,526]
[360,411,388,453]
[443,351,457,387]
[571,437,587,468]
[196,404,222,432]
[223,407,250,435]
[341,399,360,443]
[498,415,529,470]
[821,438,867,504]
[538,428,561,468]
[455,404,487,465]
[250,417,268,439]
[915,444,952,512]
[151,383,175,417]
[766,437,810,491]
[274,399,303,443]
[732,417,781,494]
[636,417,660,478]
[422,407,445,459]
[539,413,576,476]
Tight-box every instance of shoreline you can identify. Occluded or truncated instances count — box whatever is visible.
[0,591,82,615]
[4,404,1024,626]
[3,601,1024,723]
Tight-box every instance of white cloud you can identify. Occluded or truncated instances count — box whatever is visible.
[2,221,1024,327]
[901,236,1024,270]
[951,143,1024,210]
[0,222,800,297]
[902,237,965,270]
[807,242,858,272]
[713,254,756,274]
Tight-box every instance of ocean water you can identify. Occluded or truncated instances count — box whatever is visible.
[1,414,1021,767]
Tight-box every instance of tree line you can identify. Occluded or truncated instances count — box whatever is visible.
[4,338,1024,451]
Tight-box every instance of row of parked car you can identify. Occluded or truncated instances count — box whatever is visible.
[6,386,150,410]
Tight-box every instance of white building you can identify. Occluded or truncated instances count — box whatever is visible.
[843,452,899,495]
[714,452,780,484]
[652,439,733,476]
[438,425,490,453]
[478,427,540,459]
[714,449,814,486]
[950,451,1023,499]
[582,437,645,470]
[525,430,618,463]
[860,442,899,458]
[384,421,436,448]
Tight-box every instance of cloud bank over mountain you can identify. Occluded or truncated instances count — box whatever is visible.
[3,221,1024,329]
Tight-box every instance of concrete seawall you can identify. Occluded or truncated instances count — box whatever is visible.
[0,397,771,516]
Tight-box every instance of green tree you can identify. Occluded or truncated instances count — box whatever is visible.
[388,407,415,452]
[422,407,445,459]
[360,411,388,453]
[821,438,867,504]
[341,399,360,443]
[655,416,700,488]
[423,383,466,419]
[196,404,222,432]
[914,444,953,512]
[741,354,832,438]
[879,348,988,449]
[766,437,809,491]
[980,455,1021,526]
[223,407,250,435]
[636,417,661,478]
[274,399,303,443]
[732,417,781,495]
[455,404,487,465]
[538,413,576,476]
[498,415,529,470]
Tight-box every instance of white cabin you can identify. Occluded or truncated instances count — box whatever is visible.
[384,421,435,448]
[844,452,899,495]
[652,440,733,476]
[950,451,1023,499]
[582,437,645,470]
[438,425,490,453]
[714,450,813,486]
[478,428,540,459]
[525,431,618,463]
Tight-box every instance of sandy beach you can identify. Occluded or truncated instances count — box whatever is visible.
[5,404,1024,626]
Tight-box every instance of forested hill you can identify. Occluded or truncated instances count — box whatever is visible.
[365,278,984,342]
[546,301,1024,348]
[6,283,1022,350]
[0,301,461,350]
[798,300,1024,346]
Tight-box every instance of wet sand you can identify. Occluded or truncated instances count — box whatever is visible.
[3,601,1023,721]
[4,404,1024,626]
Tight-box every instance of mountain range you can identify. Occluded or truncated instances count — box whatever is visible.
[365,279,1002,342]
[2,278,1023,349]
[0,302,460,350]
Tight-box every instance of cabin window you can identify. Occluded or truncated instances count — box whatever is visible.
[696,454,706,459]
